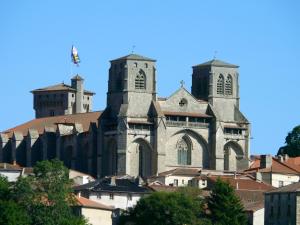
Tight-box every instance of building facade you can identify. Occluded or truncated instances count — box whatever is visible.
[0,53,251,178]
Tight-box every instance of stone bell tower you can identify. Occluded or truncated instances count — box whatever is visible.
[191,59,240,121]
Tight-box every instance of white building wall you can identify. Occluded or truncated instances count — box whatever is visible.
[253,208,264,225]
[81,208,113,225]
[271,173,299,188]
[89,192,143,210]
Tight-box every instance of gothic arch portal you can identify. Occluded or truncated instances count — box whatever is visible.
[169,129,210,169]
[223,141,244,171]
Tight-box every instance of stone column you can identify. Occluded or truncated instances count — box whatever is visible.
[0,133,9,163]
[12,132,24,164]
[41,134,48,160]
[26,129,39,167]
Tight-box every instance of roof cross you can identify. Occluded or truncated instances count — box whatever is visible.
[180,80,185,88]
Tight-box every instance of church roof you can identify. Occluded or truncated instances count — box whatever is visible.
[31,83,94,95]
[2,111,101,138]
[193,59,239,68]
[111,53,156,62]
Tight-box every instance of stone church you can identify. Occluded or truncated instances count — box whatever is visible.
[0,54,250,178]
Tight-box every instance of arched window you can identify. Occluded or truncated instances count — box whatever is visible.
[177,136,191,165]
[225,75,233,95]
[217,74,224,95]
[135,70,146,89]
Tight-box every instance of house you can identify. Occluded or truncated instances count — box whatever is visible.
[74,176,152,210]
[69,169,95,186]
[74,195,119,225]
[264,182,300,225]
[245,155,300,187]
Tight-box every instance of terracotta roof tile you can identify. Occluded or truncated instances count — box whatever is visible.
[207,175,274,191]
[2,111,101,138]
[75,196,114,210]
[31,83,94,95]
[246,157,300,175]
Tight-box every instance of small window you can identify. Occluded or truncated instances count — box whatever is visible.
[202,180,206,186]
[217,74,224,95]
[135,70,146,89]
[174,179,178,186]
[50,110,55,117]
[188,180,192,186]
[109,193,114,200]
[97,193,101,199]
[145,63,148,68]
[182,180,185,184]
[134,62,138,67]
[279,181,284,187]
[179,98,187,107]
[72,94,74,97]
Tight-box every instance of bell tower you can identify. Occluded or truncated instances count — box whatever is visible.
[107,54,157,118]
[191,59,240,121]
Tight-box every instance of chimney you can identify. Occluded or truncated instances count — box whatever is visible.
[278,155,284,162]
[110,176,116,186]
[77,192,81,198]
[260,155,272,169]
[236,182,239,190]
[283,154,289,161]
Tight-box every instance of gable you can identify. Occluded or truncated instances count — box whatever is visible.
[159,87,209,115]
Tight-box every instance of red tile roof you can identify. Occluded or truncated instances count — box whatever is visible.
[207,175,274,191]
[2,111,101,138]
[75,196,114,210]
[246,157,300,174]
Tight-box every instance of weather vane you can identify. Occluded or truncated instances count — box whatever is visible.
[180,80,185,88]
[213,50,218,59]
[131,45,136,54]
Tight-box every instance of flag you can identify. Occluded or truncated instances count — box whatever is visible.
[71,45,80,65]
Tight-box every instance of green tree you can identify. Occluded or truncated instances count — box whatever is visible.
[207,178,247,225]
[0,175,31,225]
[13,159,87,225]
[119,191,210,225]
[277,125,300,157]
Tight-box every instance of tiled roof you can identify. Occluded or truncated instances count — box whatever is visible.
[266,182,300,194]
[111,54,156,62]
[207,175,274,191]
[163,111,212,118]
[193,59,238,68]
[245,157,300,174]
[149,184,178,192]
[74,177,152,194]
[2,111,101,138]
[75,196,114,210]
[31,83,94,95]
[158,168,201,177]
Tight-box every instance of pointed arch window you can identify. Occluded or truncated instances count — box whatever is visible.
[225,75,233,95]
[177,136,192,165]
[217,74,224,95]
[135,70,146,90]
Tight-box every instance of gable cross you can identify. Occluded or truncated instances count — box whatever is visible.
[180,80,185,88]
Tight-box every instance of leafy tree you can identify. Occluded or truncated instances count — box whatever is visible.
[277,125,300,157]
[119,190,210,225]
[0,175,31,225]
[207,178,247,225]
[13,159,87,225]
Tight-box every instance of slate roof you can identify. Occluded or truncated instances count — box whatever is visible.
[193,59,239,68]
[266,182,300,194]
[111,54,156,62]
[31,83,94,95]
[2,111,101,138]
[74,177,152,194]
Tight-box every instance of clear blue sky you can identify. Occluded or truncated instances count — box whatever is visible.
[0,1,299,156]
